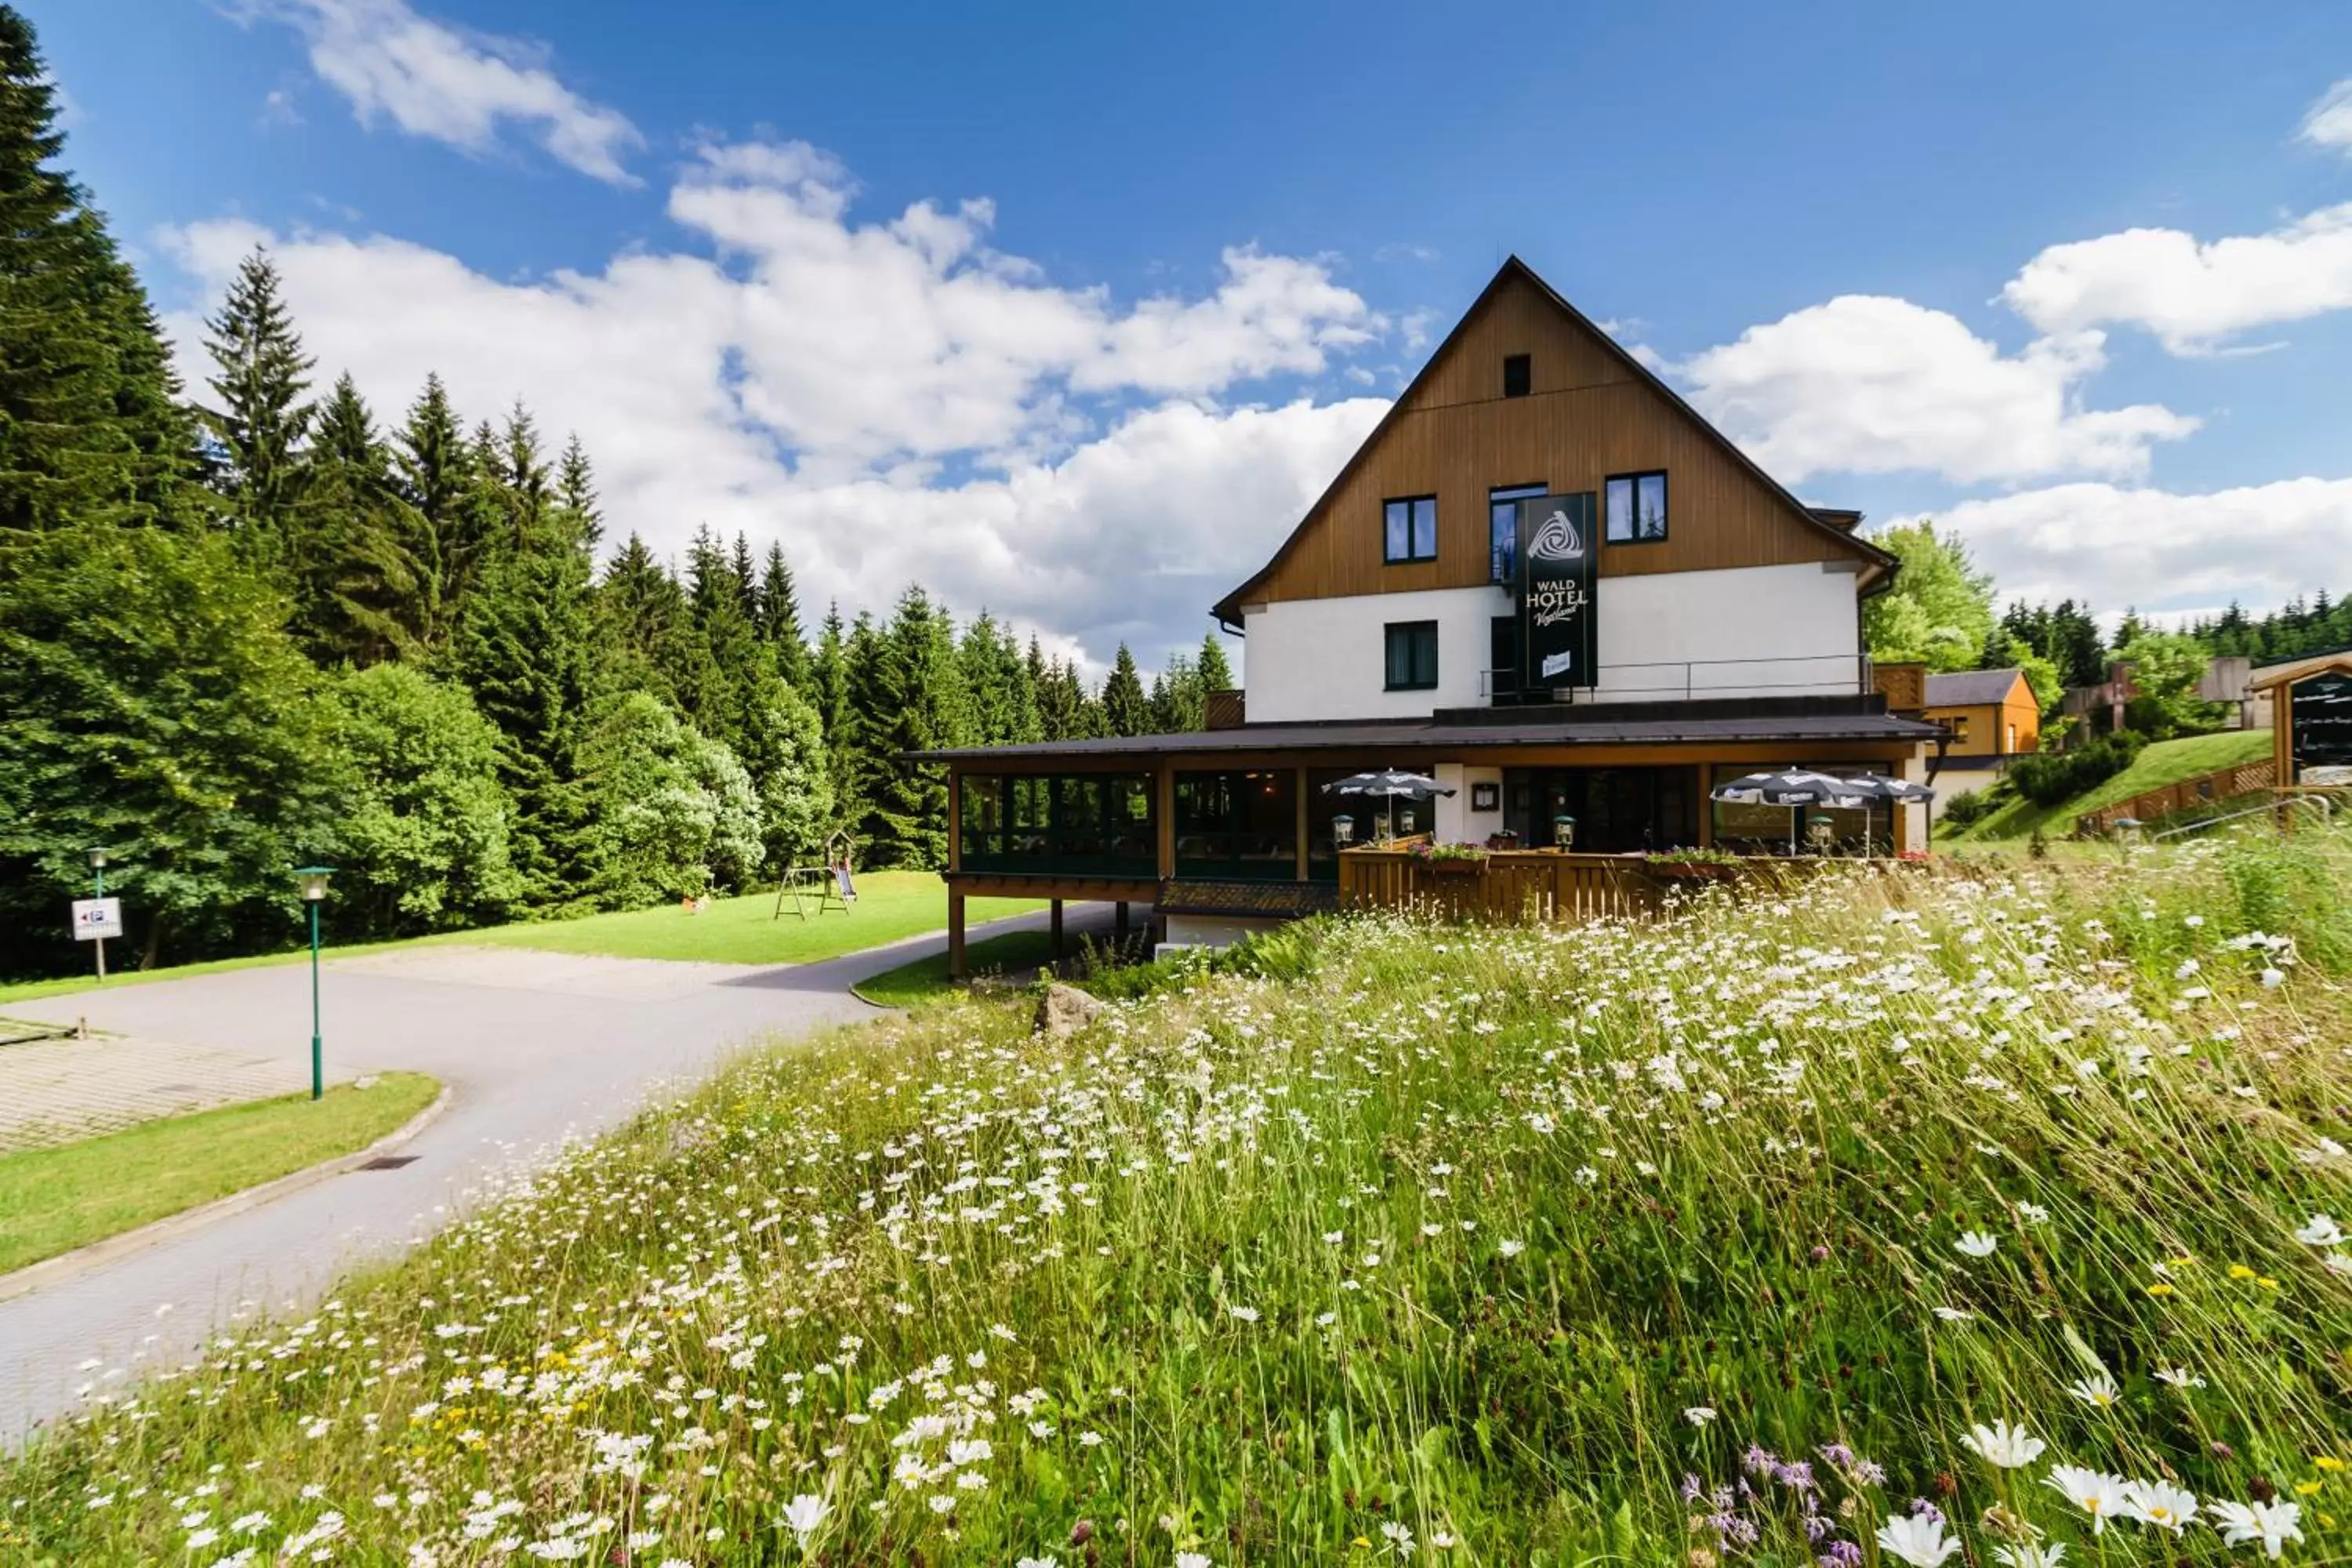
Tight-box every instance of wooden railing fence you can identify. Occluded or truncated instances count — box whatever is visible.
[2074,757,2277,837]
[1335,849,1666,925]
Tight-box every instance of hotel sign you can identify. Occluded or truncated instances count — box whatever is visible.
[1518,492,1598,691]
[2291,670,2352,781]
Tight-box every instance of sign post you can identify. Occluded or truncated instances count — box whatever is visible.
[85,848,112,982]
[71,894,123,981]
[1518,493,1599,695]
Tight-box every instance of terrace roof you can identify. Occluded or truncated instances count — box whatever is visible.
[906,704,1943,763]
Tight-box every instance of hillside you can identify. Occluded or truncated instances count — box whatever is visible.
[1945,728,2274,841]
[9,829,2351,1563]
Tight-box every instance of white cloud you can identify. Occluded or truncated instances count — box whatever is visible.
[158,144,1386,670]
[249,0,642,184]
[1904,476,2352,615]
[2299,76,2352,154]
[2001,202,2352,354]
[1675,294,2197,485]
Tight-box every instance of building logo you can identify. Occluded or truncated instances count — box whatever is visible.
[1519,493,1598,690]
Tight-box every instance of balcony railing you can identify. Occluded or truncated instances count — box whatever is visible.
[1481,652,1871,703]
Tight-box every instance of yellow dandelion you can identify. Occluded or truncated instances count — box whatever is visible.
[2229,1264,2258,1280]
[2165,1255,2197,1268]
[2298,1482,2325,1497]
[2258,1276,2281,1290]
[2315,1457,2347,1472]
[2145,1283,2176,1297]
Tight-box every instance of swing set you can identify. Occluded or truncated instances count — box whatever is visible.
[774,830,859,920]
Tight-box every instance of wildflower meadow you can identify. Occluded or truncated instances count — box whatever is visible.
[6,829,2352,1566]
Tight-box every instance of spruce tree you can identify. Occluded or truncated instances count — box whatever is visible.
[392,374,491,650]
[755,541,808,688]
[853,586,966,866]
[1100,643,1149,736]
[198,249,315,561]
[294,374,423,666]
[556,433,601,546]
[0,6,194,535]
[1198,631,1236,694]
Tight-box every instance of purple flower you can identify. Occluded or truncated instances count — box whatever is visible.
[1818,1443,1857,1469]
[1819,1542,1864,1568]
[1682,1474,1706,1502]
[1776,1461,1819,1493]
[1907,1500,1944,1527]
[1742,1444,1780,1477]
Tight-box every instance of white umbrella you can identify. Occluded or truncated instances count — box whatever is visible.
[1833,775,1936,857]
[1323,770,1456,840]
[1710,771,1871,855]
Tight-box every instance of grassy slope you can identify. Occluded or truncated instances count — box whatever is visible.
[10,828,2352,1563]
[1949,728,2272,841]
[849,927,1058,1008]
[0,873,1037,1004]
[0,1072,438,1276]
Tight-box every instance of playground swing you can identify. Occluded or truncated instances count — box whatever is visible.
[774,830,859,920]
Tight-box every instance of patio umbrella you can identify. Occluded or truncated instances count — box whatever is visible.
[1833,775,1936,857]
[1322,770,1456,841]
[1709,770,1871,855]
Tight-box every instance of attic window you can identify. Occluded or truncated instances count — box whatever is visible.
[1502,354,1531,398]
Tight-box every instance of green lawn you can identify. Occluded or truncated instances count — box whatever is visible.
[850,927,1058,1008]
[1947,728,2272,840]
[460,873,1039,965]
[0,1072,439,1276]
[0,872,1036,1004]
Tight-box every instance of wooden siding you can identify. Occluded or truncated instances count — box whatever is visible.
[1873,662,1927,713]
[1251,270,1857,605]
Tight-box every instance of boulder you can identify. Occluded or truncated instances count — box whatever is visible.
[1034,982,1104,1038]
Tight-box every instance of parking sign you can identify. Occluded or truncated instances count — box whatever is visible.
[71,897,123,941]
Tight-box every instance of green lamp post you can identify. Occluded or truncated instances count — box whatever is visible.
[89,848,108,985]
[294,866,334,1101]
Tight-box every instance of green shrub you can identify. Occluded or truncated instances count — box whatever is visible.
[2009,730,2145,806]
[1940,788,1991,829]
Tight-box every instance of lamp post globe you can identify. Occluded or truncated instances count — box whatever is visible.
[293,867,335,1100]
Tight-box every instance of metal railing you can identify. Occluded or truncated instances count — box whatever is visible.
[1480,652,1870,702]
[2147,793,2336,841]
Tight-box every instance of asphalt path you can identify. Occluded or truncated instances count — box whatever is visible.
[0,902,1106,1443]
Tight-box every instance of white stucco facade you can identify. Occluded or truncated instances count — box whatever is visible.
[1240,561,1864,721]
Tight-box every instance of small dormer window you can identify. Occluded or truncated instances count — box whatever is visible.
[1502,354,1531,397]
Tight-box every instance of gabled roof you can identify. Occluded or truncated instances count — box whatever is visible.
[1212,255,1896,626]
[2249,652,2352,691]
[1923,668,2030,707]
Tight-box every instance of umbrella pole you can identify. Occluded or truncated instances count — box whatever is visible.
[1789,807,1797,857]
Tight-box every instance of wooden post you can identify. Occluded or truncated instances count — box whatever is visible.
[1156,765,1177,880]
[2275,684,2296,833]
[1050,898,1065,966]
[1294,765,1309,880]
[946,764,962,872]
[947,889,967,981]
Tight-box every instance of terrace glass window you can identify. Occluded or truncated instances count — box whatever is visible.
[1383,495,1438,564]
[1604,470,1668,543]
[957,772,1155,876]
[1174,770,1298,880]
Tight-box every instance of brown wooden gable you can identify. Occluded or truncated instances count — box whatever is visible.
[1214,257,1891,624]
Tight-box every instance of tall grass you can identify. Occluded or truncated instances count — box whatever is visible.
[6,829,2350,1566]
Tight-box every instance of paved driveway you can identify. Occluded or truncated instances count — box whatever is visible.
[0,906,1103,1442]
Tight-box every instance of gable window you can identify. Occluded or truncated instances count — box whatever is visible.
[1604,470,1668,543]
[1382,495,1438,564]
[1384,620,1439,691]
[1502,353,1531,397]
[1488,482,1546,583]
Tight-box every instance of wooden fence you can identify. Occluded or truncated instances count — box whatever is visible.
[2074,757,2277,837]
[1335,848,1666,925]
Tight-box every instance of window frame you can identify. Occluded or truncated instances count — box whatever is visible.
[1487,481,1547,585]
[1502,353,1532,398]
[1384,619,1440,692]
[1381,494,1439,565]
[1603,470,1670,545]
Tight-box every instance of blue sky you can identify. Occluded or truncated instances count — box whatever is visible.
[32,0,2352,672]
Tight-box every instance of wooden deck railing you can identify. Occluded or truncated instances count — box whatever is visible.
[2074,757,2278,837]
[1335,848,1666,925]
